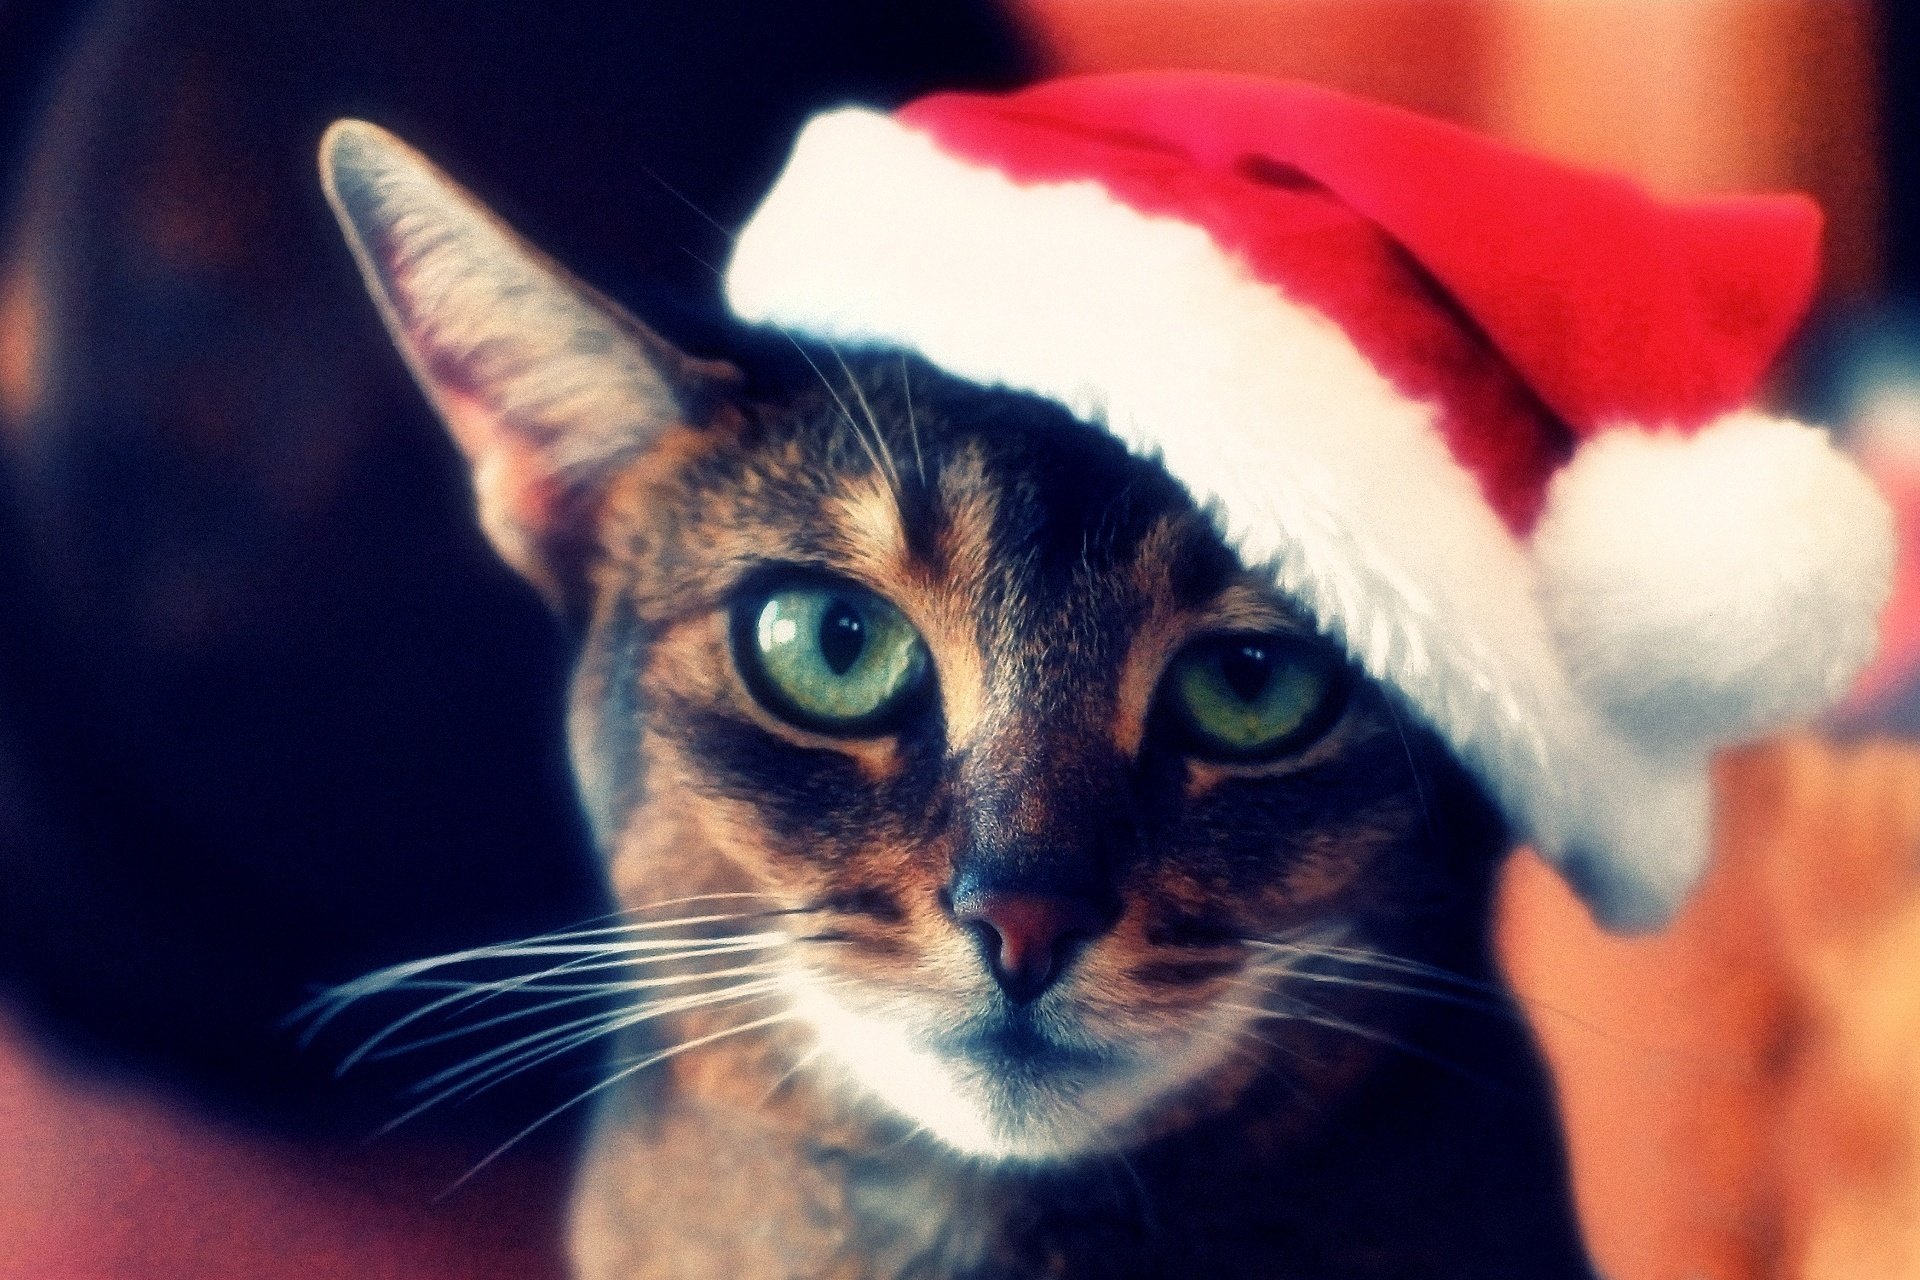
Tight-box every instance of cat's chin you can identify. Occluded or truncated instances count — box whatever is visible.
[784,975,1232,1165]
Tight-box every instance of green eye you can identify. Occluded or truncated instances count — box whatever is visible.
[731,578,932,733]
[1162,634,1347,760]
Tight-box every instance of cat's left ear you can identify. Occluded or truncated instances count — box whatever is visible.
[319,120,740,607]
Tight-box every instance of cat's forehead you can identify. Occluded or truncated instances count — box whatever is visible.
[614,349,1308,638]
[683,351,1236,591]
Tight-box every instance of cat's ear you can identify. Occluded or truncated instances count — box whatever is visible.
[319,119,740,606]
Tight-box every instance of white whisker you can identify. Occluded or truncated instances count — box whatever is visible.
[771,329,891,487]
[415,977,782,1099]
[898,353,926,485]
[294,912,791,1036]
[1246,939,1623,1044]
[323,935,791,1070]
[1246,939,1488,990]
[1246,963,1506,1019]
[438,1009,803,1197]
[367,961,788,1060]
[757,1042,826,1107]
[1222,996,1500,1091]
[377,981,789,1138]
[828,342,904,497]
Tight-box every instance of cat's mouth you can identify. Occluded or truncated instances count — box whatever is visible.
[786,971,1230,1164]
[947,1013,1114,1074]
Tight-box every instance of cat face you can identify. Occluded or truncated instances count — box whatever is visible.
[322,122,1502,1163]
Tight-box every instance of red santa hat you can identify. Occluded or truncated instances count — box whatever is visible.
[723,72,1895,931]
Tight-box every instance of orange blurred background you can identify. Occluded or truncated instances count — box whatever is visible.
[1008,3,1920,1277]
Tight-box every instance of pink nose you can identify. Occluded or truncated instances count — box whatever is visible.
[950,888,1111,1003]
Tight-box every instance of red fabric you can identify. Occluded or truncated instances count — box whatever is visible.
[0,1005,569,1280]
[900,72,1824,530]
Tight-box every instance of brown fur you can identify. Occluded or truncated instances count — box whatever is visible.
[321,133,1594,1278]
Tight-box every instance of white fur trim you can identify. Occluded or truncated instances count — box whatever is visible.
[723,108,1746,930]
[1534,413,1896,748]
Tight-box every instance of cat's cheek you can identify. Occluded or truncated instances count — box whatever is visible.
[601,758,780,912]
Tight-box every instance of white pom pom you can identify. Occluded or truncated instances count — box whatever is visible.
[1533,412,1895,748]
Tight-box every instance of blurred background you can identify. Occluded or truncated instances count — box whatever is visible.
[0,1,1915,1277]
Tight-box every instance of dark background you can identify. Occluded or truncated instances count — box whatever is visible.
[1889,1,1917,299]
[0,0,1030,1133]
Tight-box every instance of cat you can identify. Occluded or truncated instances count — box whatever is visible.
[310,120,1597,1278]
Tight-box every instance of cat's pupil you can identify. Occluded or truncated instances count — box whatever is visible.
[1220,643,1273,702]
[819,599,867,675]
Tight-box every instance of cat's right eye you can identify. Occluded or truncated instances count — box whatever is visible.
[1158,633,1349,762]
[730,577,933,735]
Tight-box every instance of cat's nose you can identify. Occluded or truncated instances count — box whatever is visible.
[949,885,1114,1004]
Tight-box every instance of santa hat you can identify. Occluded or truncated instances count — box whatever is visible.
[722,72,1895,931]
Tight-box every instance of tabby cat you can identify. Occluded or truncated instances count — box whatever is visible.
[313,121,1595,1278]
